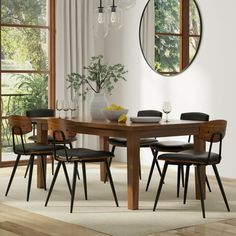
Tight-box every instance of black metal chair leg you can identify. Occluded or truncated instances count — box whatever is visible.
[104,159,119,207]
[153,162,168,211]
[51,156,54,175]
[155,158,162,177]
[111,145,116,154]
[104,146,116,183]
[212,164,230,211]
[77,169,80,180]
[196,165,206,218]
[5,154,21,196]
[146,148,162,191]
[139,157,142,180]
[108,157,113,167]
[104,157,113,183]
[177,165,181,198]
[206,175,211,192]
[146,155,157,191]
[41,156,47,190]
[24,160,30,178]
[27,155,35,201]
[183,165,190,204]
[45,162,62,207]
[181,165,185,187]
[62,162,72,194]
[70,162,78,213]
[82,162,88,200]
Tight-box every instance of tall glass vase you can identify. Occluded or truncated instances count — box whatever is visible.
[90,93,108,120]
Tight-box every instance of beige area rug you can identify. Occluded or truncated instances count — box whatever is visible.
[1,162,236,236]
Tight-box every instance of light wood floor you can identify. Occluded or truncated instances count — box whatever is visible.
[0,203,108,236]
[1,202,236,236]
[150,219,236,236]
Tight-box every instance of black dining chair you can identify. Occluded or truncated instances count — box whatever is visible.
[153,120,230,218]
[25,108,77,176]
[146,112,210,197]
[5,115,64,201]
[26,108,55,140]
[107,110,163,180]
[45,118,119,213]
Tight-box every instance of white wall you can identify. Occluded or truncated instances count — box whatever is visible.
[104,0,236,179]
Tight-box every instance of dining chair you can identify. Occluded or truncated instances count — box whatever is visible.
[153,120,230,218]
[26,108,55,137]
[107,110,163,181]
[45,118,119,213]
[25,108,77,176]
[146,112,210,197]
[5,115,64,201]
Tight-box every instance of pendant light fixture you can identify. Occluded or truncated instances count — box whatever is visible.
[108,0,123,29]
[94,0,136,37]
[97,0,105,24]
[94,0,108,38]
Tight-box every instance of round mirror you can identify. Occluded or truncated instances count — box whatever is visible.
[139,0,202,76]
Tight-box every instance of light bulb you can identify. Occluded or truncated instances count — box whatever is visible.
[98,12,104,24]
[111,11,117,23]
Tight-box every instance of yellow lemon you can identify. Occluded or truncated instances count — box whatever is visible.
[118,114,127,123]
[103,103,125,111]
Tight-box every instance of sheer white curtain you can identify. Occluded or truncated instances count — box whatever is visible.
[56,0,95,146]
[140,0,155,68]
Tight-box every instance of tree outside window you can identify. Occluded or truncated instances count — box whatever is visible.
[0,0,55,160]
[154,0,201,75]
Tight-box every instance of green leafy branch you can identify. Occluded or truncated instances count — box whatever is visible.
[67,55,128,100]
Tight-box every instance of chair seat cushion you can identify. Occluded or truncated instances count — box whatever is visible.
[28,135,77,144]
[108,137,158,147]
[15,143,64,155]
[158,149,220,164]
[56,148,114,161]
[151,141,193,152]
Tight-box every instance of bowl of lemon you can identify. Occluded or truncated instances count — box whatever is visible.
[103,104,128,122]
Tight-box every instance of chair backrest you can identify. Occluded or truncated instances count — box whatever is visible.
[199,120,227,143]
[26,109,55,136]
[8,115,32,135]
[8,115,32,154]
[180,112,209,121]
[26,108,55,117]
[180,112,209,142]
[48,118,77,161]
[137,110,162,117]
[48,118,76,142]
[200,120,227,164]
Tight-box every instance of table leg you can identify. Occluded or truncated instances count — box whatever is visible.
[194,135,206,199]
[36,123,48,188]
[99,136,109,182]
[127,134,140,210]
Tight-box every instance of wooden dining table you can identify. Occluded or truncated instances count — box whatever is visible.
[31,117,206,210]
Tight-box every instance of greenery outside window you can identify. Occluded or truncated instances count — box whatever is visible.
[0,0,55,165]
[155,0,201,75]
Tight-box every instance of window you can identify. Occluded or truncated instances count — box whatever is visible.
[0,0,55,166]
[155,0,201,75]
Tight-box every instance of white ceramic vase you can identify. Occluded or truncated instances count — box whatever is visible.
[90,93,108,120]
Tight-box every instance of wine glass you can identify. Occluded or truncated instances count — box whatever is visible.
[162,101,172,122]
[62,100,69,118]
[70,100,78,118]
[56,99,62,118]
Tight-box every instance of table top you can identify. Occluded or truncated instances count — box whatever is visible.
[30,117,205,138]
[31,117,204,127]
